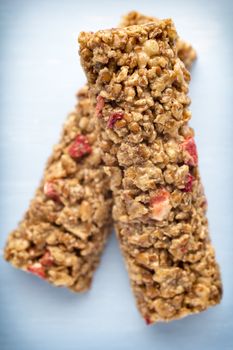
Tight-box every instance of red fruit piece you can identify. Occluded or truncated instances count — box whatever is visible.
[95,95,105,117]
[183,173,194,192]
[181,137,198,166]
[150,188,171,221]
[27,263,46,279]
[107,112,124,128]
[40,251,54,267]
[68,135,92,159]
[145,317,153,325]
[180,245,188,254]
[44,181,60,202]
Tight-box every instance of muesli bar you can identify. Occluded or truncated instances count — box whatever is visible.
[4,86,112,292]
[79,21,222,322]
[121,11,197,69]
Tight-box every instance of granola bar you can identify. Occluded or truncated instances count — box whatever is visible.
[120,11,197,69]
[4,86,112,292]
[79,21,222,322]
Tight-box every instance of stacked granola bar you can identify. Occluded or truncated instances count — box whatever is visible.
[4,87,112,292]
[79,20,222,322]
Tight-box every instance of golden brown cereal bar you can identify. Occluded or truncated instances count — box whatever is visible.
[121,11,197,69]
[4,86,112,292]
[79,20,222,322]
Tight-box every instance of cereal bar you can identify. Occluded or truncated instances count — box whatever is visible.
[121,11,197,69]
[4,86,112,292]
[79,21,222,322]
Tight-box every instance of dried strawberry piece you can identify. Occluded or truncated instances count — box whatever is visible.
[95,95,105,117]
[44,181,60,202]
[181,137,198,166]
[183,173,194,192]
[150,188,171,221]
[40,251,54,267]
[27,263,46,279]
[107,112,124,128]
[68,135,92,159]
[180,245,188,254]
[145,317,153,325]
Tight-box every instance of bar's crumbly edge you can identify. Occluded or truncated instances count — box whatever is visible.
[4,86,113,292]
[78,21,222,322]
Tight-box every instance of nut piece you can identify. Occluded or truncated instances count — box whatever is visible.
[68,135,92,159]
[150,188,171,221]
[138,52,149,68]
[143,39,159,56]
[79,201,92,221]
